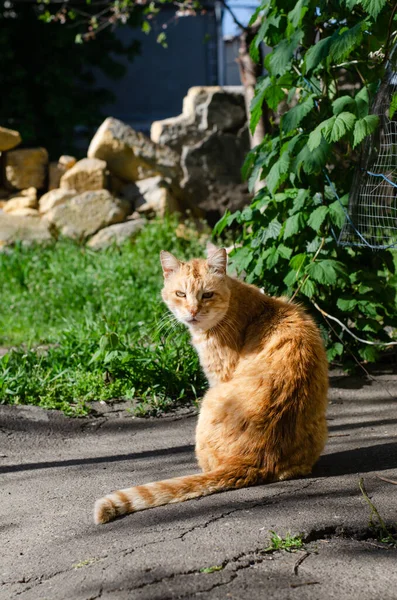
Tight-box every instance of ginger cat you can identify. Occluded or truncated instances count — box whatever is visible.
[94,245,328,524]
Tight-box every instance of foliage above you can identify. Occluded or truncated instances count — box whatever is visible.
[0,2,141,157]
[216,0,397,366]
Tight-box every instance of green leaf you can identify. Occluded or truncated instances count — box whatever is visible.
[327,342,344,361]
[288,0,309,28]
[293,138,330,175]
[142,21,151,34]
[307,205,329,231]
[277,244,293,259]
[264,246,280,268]
[251,14,281,62]
[267,30,303,76]
[289,253,307,271]
[361,0,387,19]
[323,112,356,142]
[332,95,356,116]
[282,95,314,133]
[264,82,287,111]
[301,278,316,297]
[329,23,365,63]
[337,297,357,311]
[389,92,397,119]
[359,344,379,363]
[304,37,333,73]
[284,213,304,239]
[250,78,270,135]
[352,115,379,148]
[355,87,370,118]
[306,259,346,285]
[329,200,346,228]
[267,153,290,194]
[263,218,282,243]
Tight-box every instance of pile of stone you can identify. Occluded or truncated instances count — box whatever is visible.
[0,86,250,248]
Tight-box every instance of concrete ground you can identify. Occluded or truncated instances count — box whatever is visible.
[1,367,397,599]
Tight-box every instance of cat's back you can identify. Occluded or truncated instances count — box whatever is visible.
[240,294,328,378]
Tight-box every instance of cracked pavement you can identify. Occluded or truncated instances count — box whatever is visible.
[1,367,397,599]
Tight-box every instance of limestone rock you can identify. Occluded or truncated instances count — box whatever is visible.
[39,189,77,214]
[3,188,38,213]
[151,86,246,152]
[4,148,48,190]
[134,176,181,216]
[0,126,21,151]
[0,212,52,245]
[44,189,130,239]
[4,207,40,217]
[180,128,250,225]
[87,218,145,250]
[88,117,181,182]
[60,158,108,193]
[49,156,77,190]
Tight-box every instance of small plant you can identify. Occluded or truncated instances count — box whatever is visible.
[359,478,397,547]
[263,531,304,553]
[199,565,224,574]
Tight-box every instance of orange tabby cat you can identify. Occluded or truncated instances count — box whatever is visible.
[94,245,328,524]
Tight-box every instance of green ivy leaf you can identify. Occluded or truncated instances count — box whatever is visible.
[307,205,329,231]
[353,115,379,148]
[282,95,314,133]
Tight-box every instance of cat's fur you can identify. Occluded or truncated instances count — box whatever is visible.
[94,246,328,524]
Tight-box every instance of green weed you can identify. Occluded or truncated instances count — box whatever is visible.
[263,531,304,553]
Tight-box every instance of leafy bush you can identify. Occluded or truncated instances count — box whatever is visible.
[216,0,397,366]
[0,218,208,415]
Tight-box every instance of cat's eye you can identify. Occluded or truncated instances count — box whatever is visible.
[202,292,214,299]
[175,291,186,298]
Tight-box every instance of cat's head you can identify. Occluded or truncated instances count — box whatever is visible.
[160,244,231,331]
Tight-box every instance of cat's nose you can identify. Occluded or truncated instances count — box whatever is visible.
[189,307,198,317]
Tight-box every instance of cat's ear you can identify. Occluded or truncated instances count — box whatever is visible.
[160,251,182,278]
[207,246,227,275]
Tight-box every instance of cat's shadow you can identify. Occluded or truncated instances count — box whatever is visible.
[313,441,397,478]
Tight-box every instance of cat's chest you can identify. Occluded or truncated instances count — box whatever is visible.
[192,335,239,387]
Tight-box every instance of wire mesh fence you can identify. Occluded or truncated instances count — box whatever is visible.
[338,55,397,249]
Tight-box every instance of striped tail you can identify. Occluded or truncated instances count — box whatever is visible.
[94,465,263,524]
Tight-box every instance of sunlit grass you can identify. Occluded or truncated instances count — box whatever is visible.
[0,217,208,416]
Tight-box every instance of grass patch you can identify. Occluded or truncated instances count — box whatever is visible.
[263,531,304,553]
[0,217,208,416]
